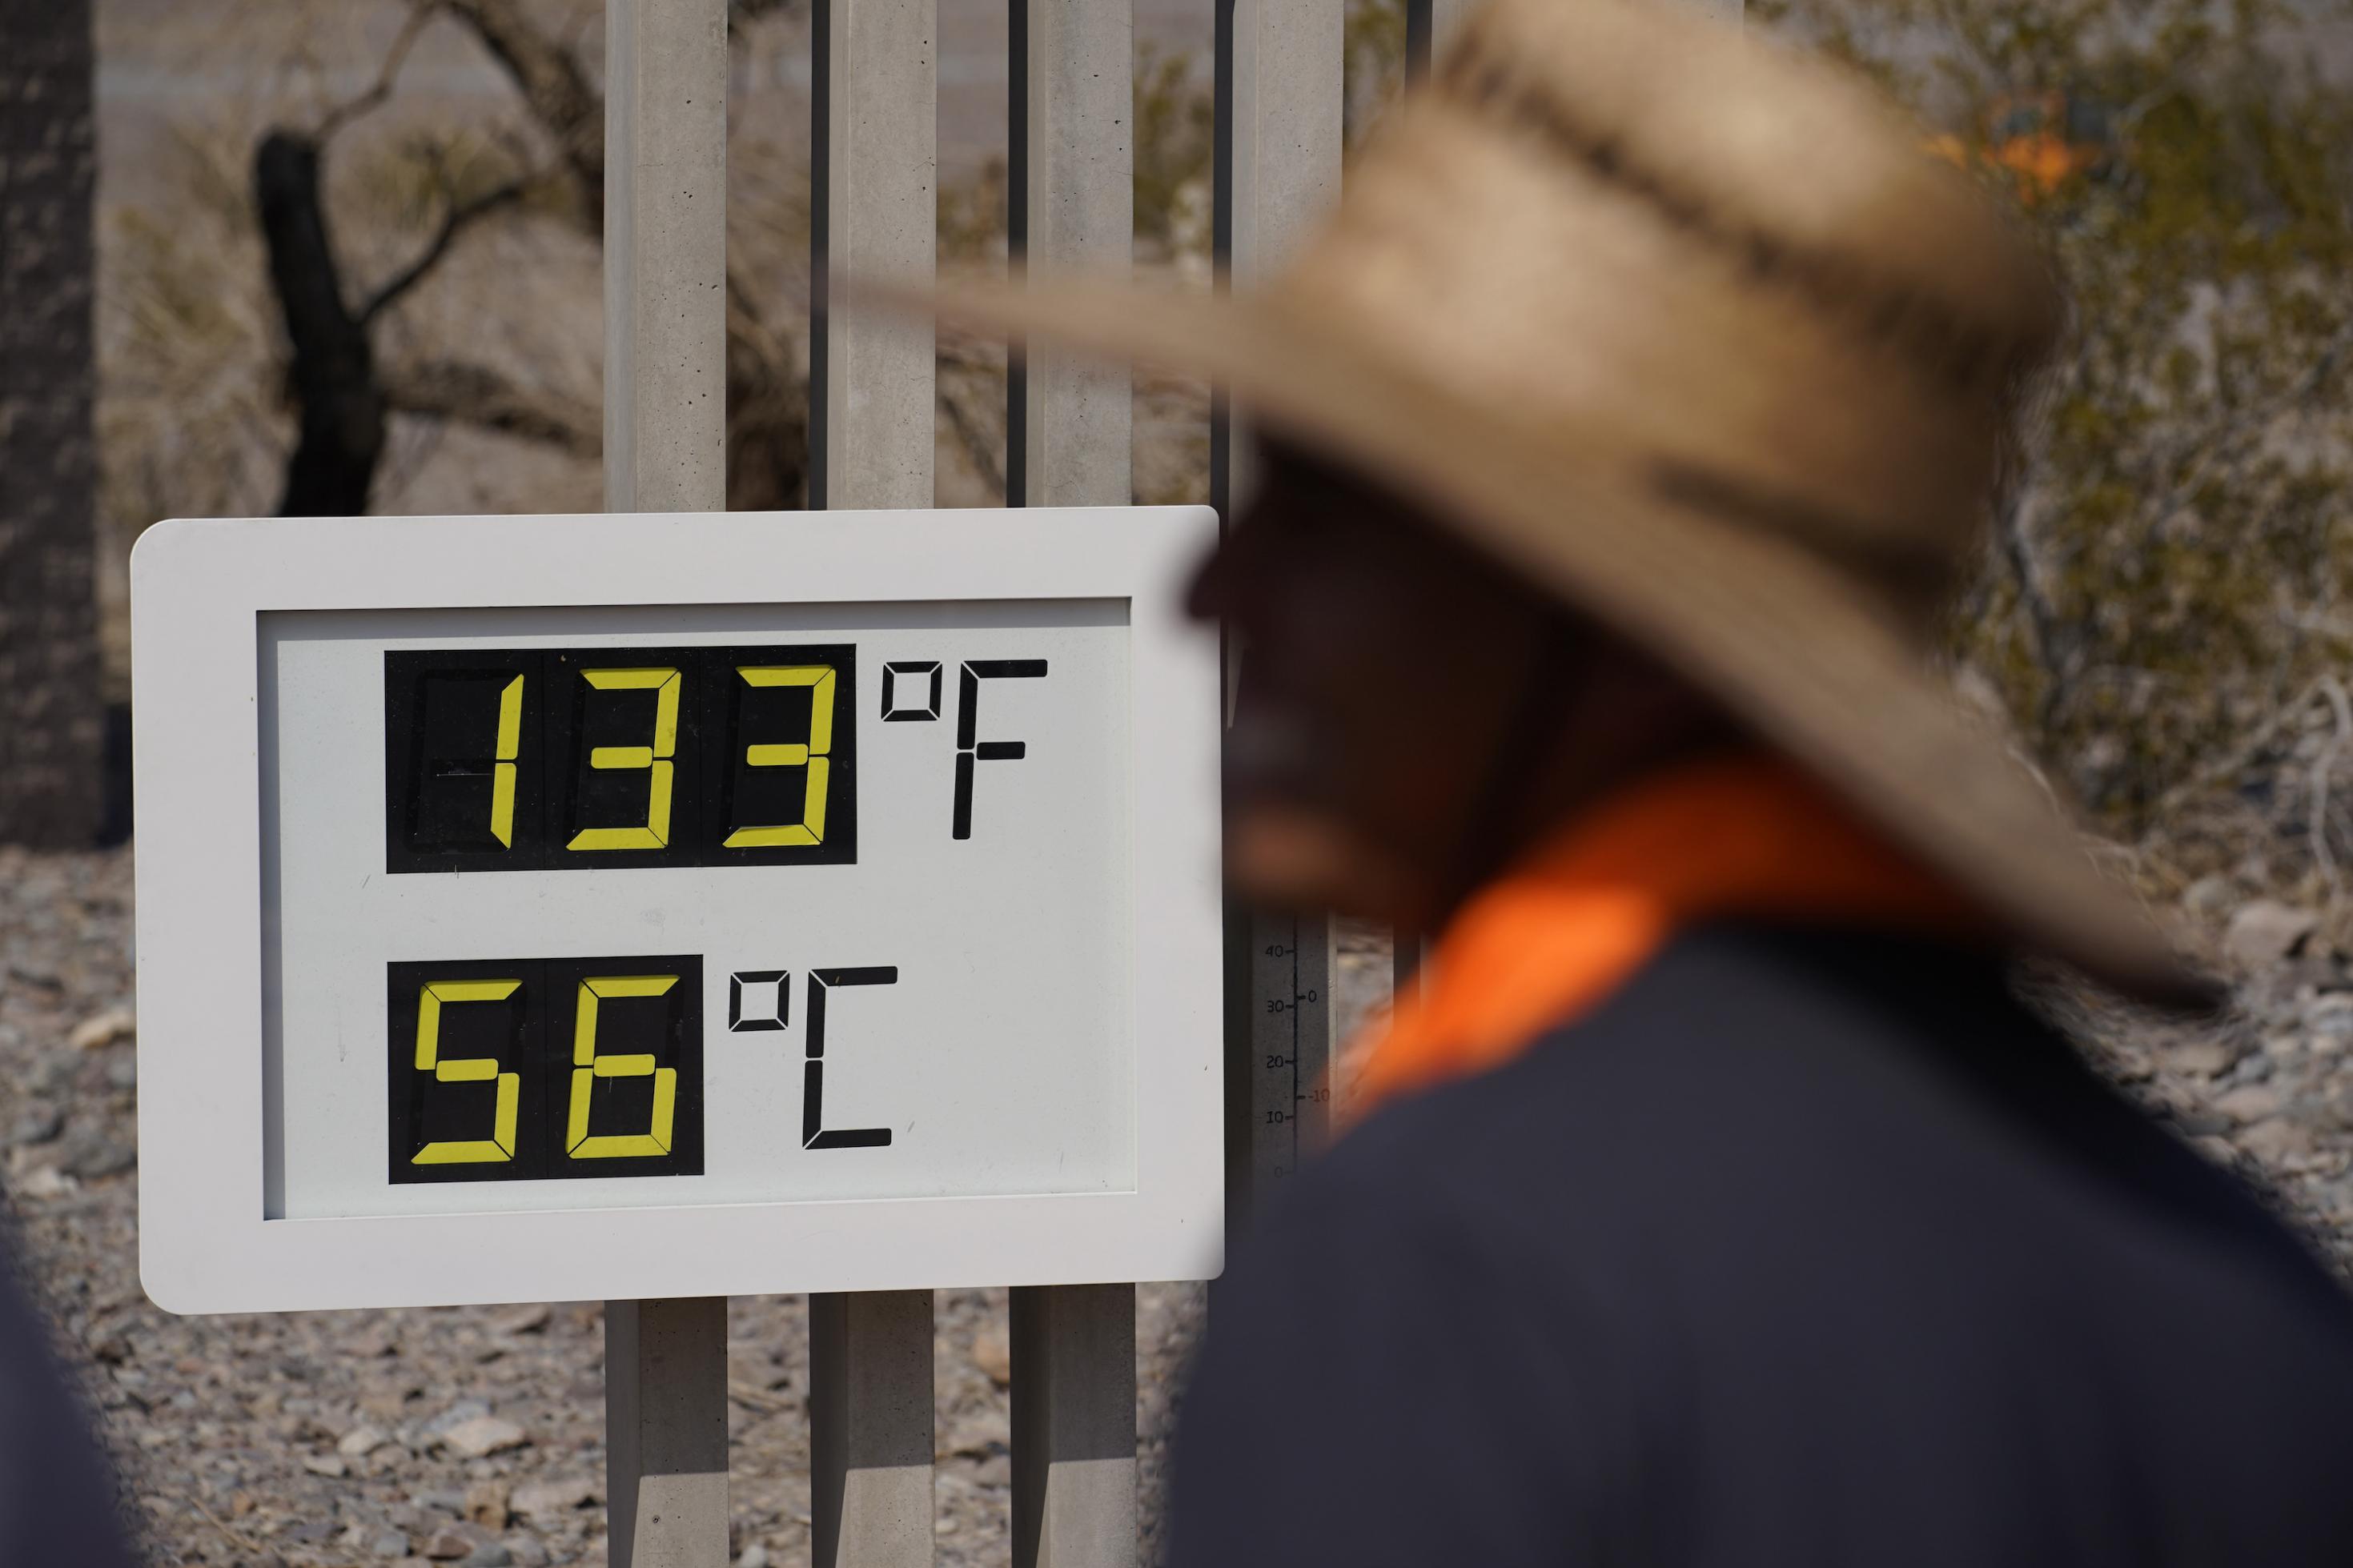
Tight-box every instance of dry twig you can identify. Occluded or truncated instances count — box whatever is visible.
[357,172,535,327]
[313,1,438,142]
[381,358,600,455]
[181,1494,268,1558]
[2313,674,2353,905]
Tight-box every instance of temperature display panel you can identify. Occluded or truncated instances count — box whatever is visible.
[263,600,1139,1224]
[384,644,857,872]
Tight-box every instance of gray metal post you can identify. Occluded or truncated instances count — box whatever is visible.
[1391,933,1423,1009]
[1212,0,1345,1231]
[606,0,729,514]
[1210,0,1343,518]
[1010,1283,1138,1567]
[1004,0,1139,1560]
[603,0,730,1562]
[1006,0,1132,509]
[808,0,938,1560]
[1403,0,1471,76]
[606,1301,732,1568]
[809,0,938,511]
[810,1291,938,1567]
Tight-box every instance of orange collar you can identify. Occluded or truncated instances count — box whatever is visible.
[1342,750,1986,1124]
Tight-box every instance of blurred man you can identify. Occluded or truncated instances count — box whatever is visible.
[0,1232,136,1564]
[919,0,2353,1558]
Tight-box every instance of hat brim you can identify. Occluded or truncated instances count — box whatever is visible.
[869,272,2210,1009]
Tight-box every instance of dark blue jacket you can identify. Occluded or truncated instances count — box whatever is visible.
[1172,925,2353,1566]
[0,1229,136,1566]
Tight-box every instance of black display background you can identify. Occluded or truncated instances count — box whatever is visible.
[384,644,857,873]
[387,954,705,1185]
[383,651,545,875]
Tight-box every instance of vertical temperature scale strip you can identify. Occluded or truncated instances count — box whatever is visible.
[1250,911,1335,1191]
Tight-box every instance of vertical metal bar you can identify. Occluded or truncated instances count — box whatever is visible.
[809,0,938,510]
[1005,0,1138,1561]
[811,1291,938,1567]
[603,0,729,1562]
[605,0,728,514]
[808,0,938,1560]
[605,1301,732,1568]
[1391,932,1423,1009]
[1010,1283,1138,1567]
[1209,0,1343,518]
[1403,0,1470,78]
[1006,0,1132,507]
[1211,0,1345,1232]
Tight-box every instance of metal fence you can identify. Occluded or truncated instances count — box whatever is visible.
[598,0,1737,1562]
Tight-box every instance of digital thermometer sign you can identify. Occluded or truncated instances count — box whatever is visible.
[132,508,1223,1313]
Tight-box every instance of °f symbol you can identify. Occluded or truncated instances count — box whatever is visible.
[953,660,1046,840]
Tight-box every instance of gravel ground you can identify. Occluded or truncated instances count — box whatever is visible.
[9,844,2353,1565]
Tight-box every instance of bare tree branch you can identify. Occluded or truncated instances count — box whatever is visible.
[2142,317,2353,530]
[937,339,1007,502]
[380,357,600,455]
[2312,674,2352,905]
[440,0,604,225]
[722,264,812,508]
[2142,671,2331,836]
[356,172,532,327]
[1995,481,2066,680]
[314,2,439,142]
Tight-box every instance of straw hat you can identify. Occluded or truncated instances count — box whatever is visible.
[893,0,2205,1005]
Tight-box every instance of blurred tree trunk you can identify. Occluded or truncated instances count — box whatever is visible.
[0,0,103,846]
[257,130,385,516]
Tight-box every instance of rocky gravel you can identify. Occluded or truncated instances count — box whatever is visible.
[2056,897,2353,1270]
[11,844,2353,1565]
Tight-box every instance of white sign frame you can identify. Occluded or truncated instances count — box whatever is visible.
[130,506,1224,1314]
